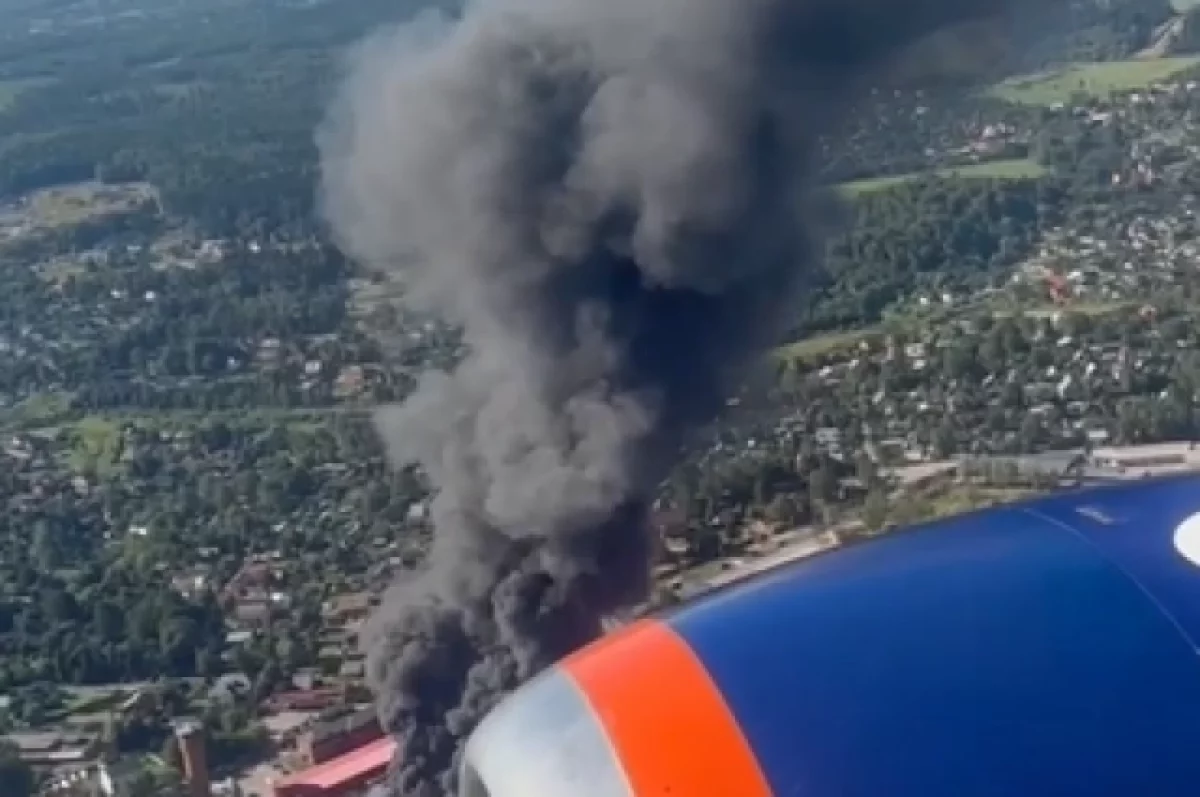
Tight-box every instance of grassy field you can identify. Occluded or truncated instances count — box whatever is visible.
[0,77,50,110]
[47,689,135,725]
[153,80,203,99]
[775,327,880,363]
[990,56,1200,106]
[0,83,19,111]
[883,484,1036,530]
[0,399,366,438]
[1006,300,1134,320]
[66,416,124,476]
[902,484,1036,523]
[838,157,1048,197]
[26,181,158,227]
[774,299,1134,366]
[0,390,75,429]
[47,410,356,477]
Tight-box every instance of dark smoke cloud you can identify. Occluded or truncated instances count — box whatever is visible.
[318,0,1024,793]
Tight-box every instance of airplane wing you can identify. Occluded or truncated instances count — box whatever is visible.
[461,474,1200,797]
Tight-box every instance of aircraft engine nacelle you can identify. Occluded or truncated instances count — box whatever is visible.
[461,475,1200,797]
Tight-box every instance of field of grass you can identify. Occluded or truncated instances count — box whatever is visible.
[35,256,90,285]
[838,158,1048,197]
[886,484,1036,529]
[0,77,51,110]
[990,56,1200,106]
[153,80,203,99]
[775,327,880,363]
[66,416,124,476]
[923,485,1035,519]
[124,406,358,432]
[0,390,75,429]
[775,298,1133,367]
[3,403,364,441]
[27,181,158,228]
[1007,300,1135,320]
[47,689,134,724]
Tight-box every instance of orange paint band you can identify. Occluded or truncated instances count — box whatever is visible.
[562,619,773,797]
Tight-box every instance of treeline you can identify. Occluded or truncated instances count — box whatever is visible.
[0,573,226,687]
[0,0,458,232]
[793,176,1054,335]
[1012,0,1176,70]
[0,0,1173,236]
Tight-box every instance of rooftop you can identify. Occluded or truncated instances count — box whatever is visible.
[275,735,396,792]
[311,706,378,743]
[5,730,96,753]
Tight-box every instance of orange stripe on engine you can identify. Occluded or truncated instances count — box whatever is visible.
[561,618,772,797]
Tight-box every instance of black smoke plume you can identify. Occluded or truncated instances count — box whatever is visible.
[318,0,1024,793]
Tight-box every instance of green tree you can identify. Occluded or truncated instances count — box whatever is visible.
[32,521,62,571]
[125,766,185,797]
[932,422,957,460]
[161,734,183,773]
[855,453,880,487]
[0,741,34,797]
[253,658,283,703]
[1018,413,1044,453]
[862,488,890,533]
[93,601,125,642]
[808,464,838,506]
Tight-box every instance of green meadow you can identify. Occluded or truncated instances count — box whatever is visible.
[989,56,1200,106]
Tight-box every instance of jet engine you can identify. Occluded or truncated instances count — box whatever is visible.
[460,474,1200,797]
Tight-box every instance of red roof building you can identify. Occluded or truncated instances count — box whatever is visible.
[298,707,382,766]
[273,736,396,797]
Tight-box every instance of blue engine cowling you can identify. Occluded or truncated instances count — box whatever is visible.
[461,475,1200,797]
